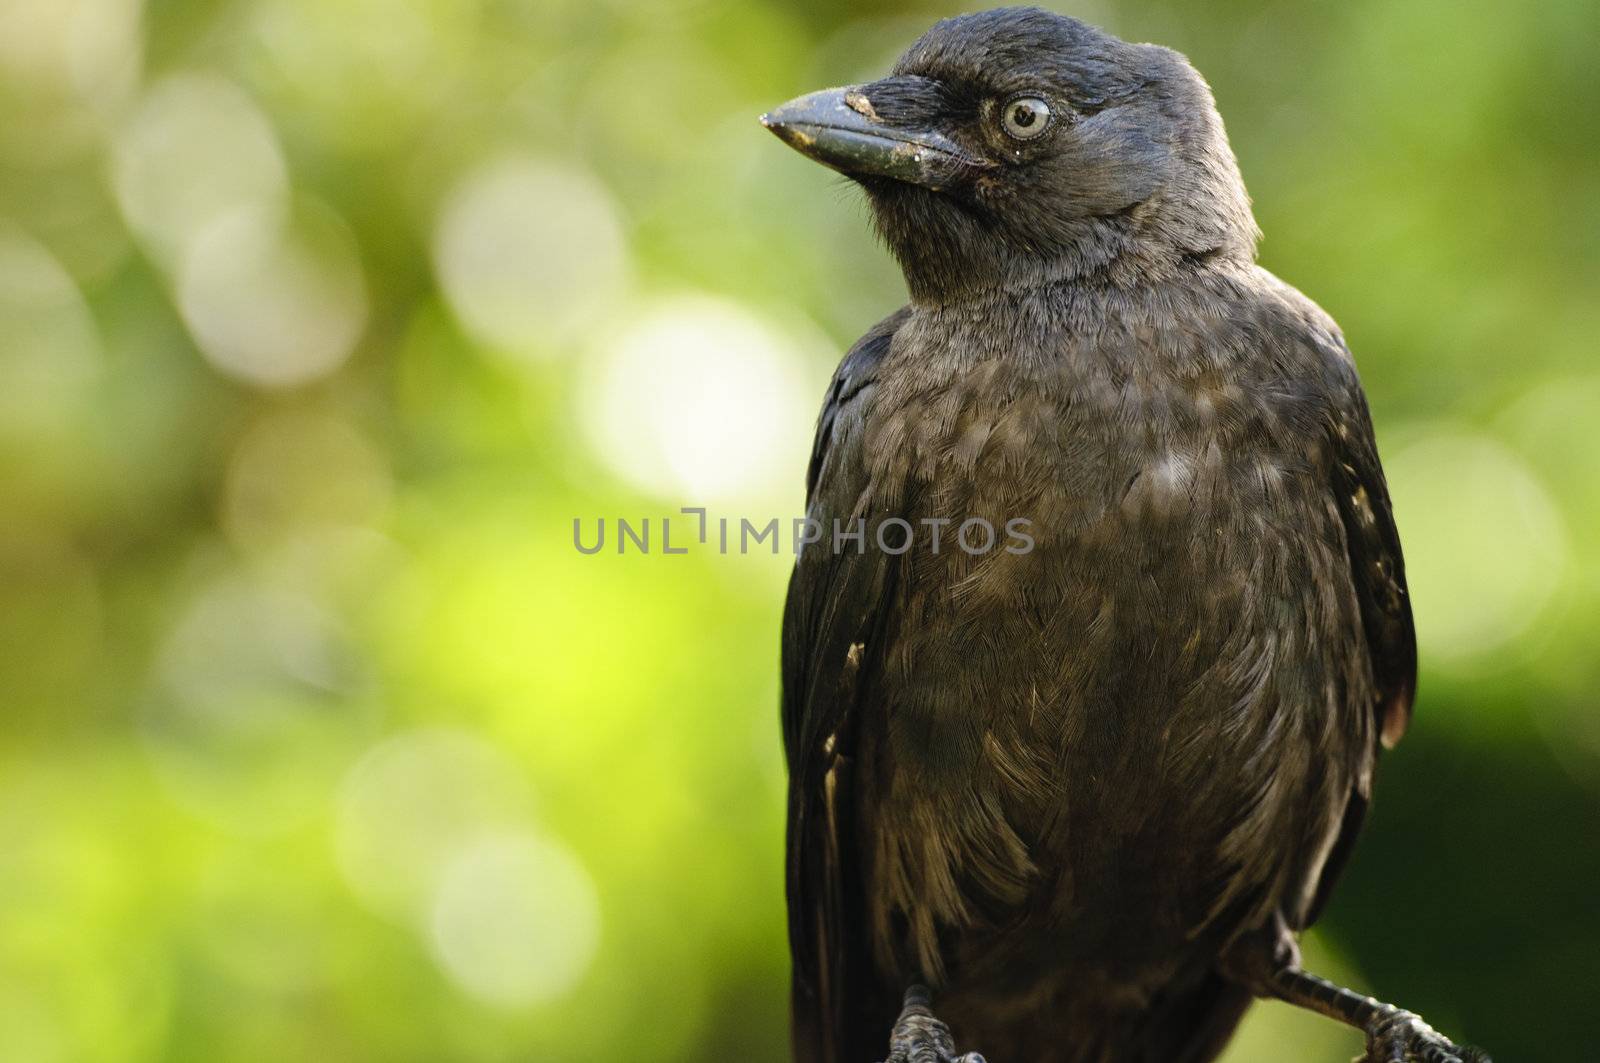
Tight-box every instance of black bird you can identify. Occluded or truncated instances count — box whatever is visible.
[765,9,1485,1063]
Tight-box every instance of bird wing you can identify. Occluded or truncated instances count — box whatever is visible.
[1327,351,1417,750]
[1303,336,1417,925]
[782,306,910,1063]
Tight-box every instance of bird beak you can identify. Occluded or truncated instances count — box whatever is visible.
[761,83,976,189]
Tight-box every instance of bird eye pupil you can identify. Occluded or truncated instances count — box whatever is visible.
[1002,97,1050,140]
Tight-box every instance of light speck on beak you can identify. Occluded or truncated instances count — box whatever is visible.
[844,91,879,120]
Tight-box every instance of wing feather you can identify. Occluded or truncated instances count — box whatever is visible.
[782,307,909,1063]
[1304,337,1416,926]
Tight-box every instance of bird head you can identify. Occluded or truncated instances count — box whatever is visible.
[762,7,1259,302]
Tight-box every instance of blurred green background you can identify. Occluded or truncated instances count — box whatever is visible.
[1,0,1597,1060]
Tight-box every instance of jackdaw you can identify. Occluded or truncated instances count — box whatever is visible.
[763,8,1487,1063]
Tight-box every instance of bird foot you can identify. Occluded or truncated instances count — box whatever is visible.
[878,985,986,1063]
[1362,1008,1491,1063]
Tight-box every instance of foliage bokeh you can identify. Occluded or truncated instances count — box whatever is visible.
[1,0,1596,1060]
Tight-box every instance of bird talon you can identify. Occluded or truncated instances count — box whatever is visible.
[1364,1008,1482,1063]
[877,985,979,1063]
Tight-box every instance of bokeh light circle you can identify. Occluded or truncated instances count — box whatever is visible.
[433,156,628,356]
[177,200,367,388]
[1386,427,1569,666]
[0,228,100,437]
[143,574,372,834]
[334,728,535,919]
[111,73,289,265]
[427,830,600,1008]
[222,407,392,551]
[580,294,817,503]
[0,0,143,165]
[248,0,479,150]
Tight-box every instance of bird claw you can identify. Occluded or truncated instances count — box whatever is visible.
[878,985,985,1063]
[1362,1008,1492,1063]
